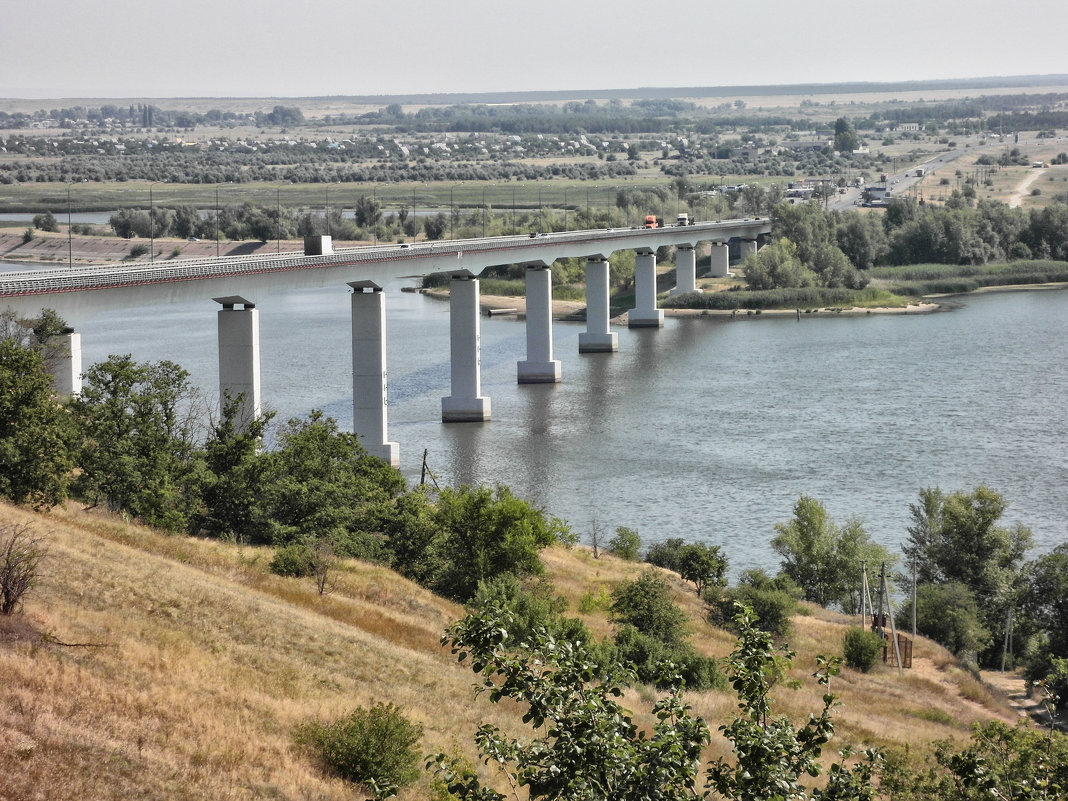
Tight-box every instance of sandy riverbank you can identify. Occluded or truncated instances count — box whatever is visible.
[421,288,941,321]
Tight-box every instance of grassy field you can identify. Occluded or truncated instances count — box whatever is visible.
[0,499,1025,801]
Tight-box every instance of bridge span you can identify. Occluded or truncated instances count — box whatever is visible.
[1,218,771,466]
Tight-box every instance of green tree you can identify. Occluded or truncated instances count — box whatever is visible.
[0,339,73,509]
[423,212,447,240]
[900,582,991,660]
[32,211,59,233]
[262,410,405,557]
[194,392,275,542]
[742,237,816,290]
[678,542,728,598]
[608,526,642,561]
[1020,545,1068,680]
[73,356,200,530]
[610,569,688,647]
[833,117,860,153]
[772,496,892,612]
[429,484,568,602]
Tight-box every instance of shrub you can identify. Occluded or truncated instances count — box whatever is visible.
[608,526,641,561]
[269,542,316,577]
[300,702,423,798]
[712,570,800,639]
[843,626,884,672]
[0,523,46,615]
[128,243,149,258]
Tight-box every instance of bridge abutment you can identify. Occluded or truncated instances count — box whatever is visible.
[442,275,491,422]
[579,257,618,353]
[628,249,663,328]
[215,297,261,430]
[349,282,399,466]
[517,265,561,383]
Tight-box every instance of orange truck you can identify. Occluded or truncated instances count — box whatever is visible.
[643,215,659,228]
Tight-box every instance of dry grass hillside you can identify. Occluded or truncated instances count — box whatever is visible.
[0,501,1023,801]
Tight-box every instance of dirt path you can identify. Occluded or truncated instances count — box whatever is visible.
[980,669,1066,731]
[1008,167,1046,207]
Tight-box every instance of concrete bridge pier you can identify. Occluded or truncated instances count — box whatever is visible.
[442,274,491,422]
[517,264,561,383]
[47,330,82,397]
[349,281,399,466]
[214,296,261,430]
[628,249,663,328]
[579,256,618,353]
[740,238,759,261]
[669,244,700,296]
[707,242,730,278]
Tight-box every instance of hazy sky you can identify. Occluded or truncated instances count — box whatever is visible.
[4,0,1067,98]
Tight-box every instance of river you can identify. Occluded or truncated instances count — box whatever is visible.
[66,279,1067,574]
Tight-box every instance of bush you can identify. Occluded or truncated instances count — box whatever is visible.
[843,626,884,672]
[128,242,149,258]
[269,542,316,577]
[0,523,46,615]
[712,569,800,639]
[300,702,423,798]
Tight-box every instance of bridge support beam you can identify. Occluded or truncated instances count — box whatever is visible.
[669,244,700,296]
[215,297,261,431]
[47,330,82,397]
[518,265,561,383]
[707,242,730,277]
[579,257,618,353]
[442,275,491,422]
[628,249,663,328]
[349,282,399,467]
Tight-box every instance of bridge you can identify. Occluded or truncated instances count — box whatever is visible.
[1,218,771,466]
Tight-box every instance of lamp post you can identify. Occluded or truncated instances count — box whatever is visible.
[482,185,490,237]
[512,184,517,235]
[325,186,331,237]
[66,182,73,269]
[563,186,569,230]
[215,185,221,258]
[149,180,164,263]
[450,182,463,239]
[372,185,377,245]
[276,185,281,254]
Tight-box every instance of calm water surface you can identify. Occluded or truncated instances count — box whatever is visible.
[79,284,1067,574]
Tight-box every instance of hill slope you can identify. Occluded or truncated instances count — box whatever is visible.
[0,501,1022,800]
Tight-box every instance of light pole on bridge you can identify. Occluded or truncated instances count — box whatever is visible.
[450,182,463,239]
[149,180,165,263]
[66,182,73,270]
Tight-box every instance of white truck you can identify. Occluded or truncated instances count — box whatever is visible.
[676,213,690,226]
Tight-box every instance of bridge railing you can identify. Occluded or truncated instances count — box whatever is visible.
[0,218,769,297]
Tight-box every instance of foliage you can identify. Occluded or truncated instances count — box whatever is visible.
[772,496,893,612]
[610,569,689,647]
[712,569,801,639]
[194,393,275,542]
[898,583,991,661]
[433,605,711,801]
[425,484,568,603]
[470,573,588,646]
[0,338,73,509]
[608,526,641,561]
[1020,545,1068,679]
[260,410,405,557]
[72,355,201,530]
[437,602,881,801]
[843,627,884,673]
[707,604,882,801]
[678,543,728,598]
[32,211,59,232]
[269,542,318,577]
[299,702,423,798]
[0,523,46,615]
[742,237,816,290]
[645,538,687,572]
[902,486,1031,665]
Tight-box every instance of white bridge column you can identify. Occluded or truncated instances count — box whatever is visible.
[669,244,700,296]
[740,238,759,260]
[707,242,730,277]
[518,265,561,383]
[48,330,82,397]
[628,249,664,328]
[214,296,261,430]
[442,275,491,422]
[349,281,399,467]
[579,257,618,353]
